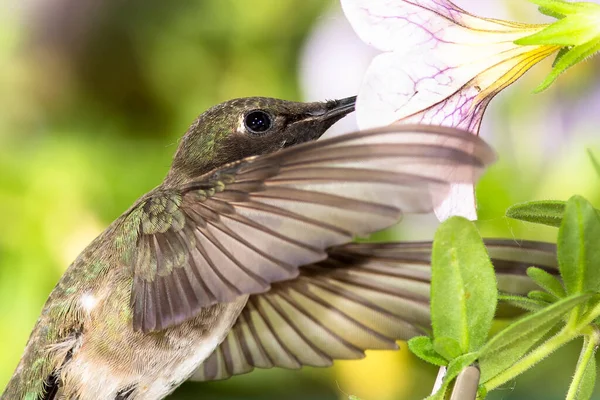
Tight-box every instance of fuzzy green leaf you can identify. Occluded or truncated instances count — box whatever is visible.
[516,17,597,47]
[431,217,497,354]
[434,336,464,361]
[408,336,448,367]
[498,294,547,312]
[558,196,600,295]
[534,39,600,92]
[552,46,571,66]
[528,290,558,303]
[568,332,599,400]
[529,0,589,16]
[527,266,566,298]
[520,0,600,91]
[506,200,566,227]
[577,356,596,400]
[446,353,479,383]
[479,293,593,382]
[538,6,566,19]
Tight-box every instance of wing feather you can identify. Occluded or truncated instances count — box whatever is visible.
[128,126,495,331]
[190,239,557,381]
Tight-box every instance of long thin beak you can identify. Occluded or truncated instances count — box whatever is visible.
[318,96,356,121]
[283,96,357,147]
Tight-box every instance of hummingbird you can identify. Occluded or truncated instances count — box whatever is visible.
[2,95,509,400]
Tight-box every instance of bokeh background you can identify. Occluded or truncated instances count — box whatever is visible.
[1,0,600,399]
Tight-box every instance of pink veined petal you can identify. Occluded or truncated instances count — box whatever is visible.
[342,0,555,221]
[340,0,541,54]
[355,42,548,130]
[355,44,552,220]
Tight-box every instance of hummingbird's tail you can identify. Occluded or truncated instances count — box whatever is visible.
[189,239,556,382]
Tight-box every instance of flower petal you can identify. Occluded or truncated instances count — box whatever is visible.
[356,45,557,130]
[434,183,477,221]
[342,0,558,221]
[341,0,542,54]
[355,44,554,220]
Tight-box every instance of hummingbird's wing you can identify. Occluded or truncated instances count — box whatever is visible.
[189,239,557,382]
[127,126,495,332]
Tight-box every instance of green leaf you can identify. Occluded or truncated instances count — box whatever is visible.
[477,386,488,399]
[552,46,571,66]
[587,149,600,179]
[507,199,600,227]
[534,39,600,92]
[538,7,566,19]
[506,200,566,227]
[528,0,589,17]
[479,293,593,382]
[516,17,598,47]
[528,290,558,303]
[431,217,498,353]
[527,266,566,298]
[434,336,463,361]
[408,336,448,367]
[577,357,596,400]
[498,294,547,312]
[446,353,480,383]
[538,6,566,19]
[567,333,598,400]
[520,0,600,91]
[558,196,600,295]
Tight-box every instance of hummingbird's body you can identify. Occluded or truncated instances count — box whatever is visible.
[8,211,246,399]
[2,96,505,399]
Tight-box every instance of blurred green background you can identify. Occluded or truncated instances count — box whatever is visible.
[1,0,600,399]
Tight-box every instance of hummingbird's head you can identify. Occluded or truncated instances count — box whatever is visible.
[168,96,355,181]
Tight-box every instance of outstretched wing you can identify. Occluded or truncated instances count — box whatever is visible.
[126,126,495,332]
[190,239,557,382]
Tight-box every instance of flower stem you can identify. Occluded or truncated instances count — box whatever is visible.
[484,328,579,391]
[575,299,600,329]
[565,328,600,400]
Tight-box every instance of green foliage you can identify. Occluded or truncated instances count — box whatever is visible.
[558,196,600,296]
[498,294,547,312]
[567,332,599,400]
[536,39,600,93]
[433,337,463,362]
[527,267,566,298]
[527,289,558,303]
[407,337,448,367]
[430,217,497,354]
[2,1,600,398]
[412,195,600,399]
[412,217,497,398]
[506,200,567,227]
[506,199,600,229]
[517,0,600,91]
[478,293,592,382]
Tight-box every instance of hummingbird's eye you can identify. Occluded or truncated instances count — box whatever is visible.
[244,110,272,134]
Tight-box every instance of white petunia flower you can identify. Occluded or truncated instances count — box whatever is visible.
[341,0,560,220]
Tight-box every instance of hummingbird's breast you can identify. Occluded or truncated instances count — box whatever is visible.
[59,289,248,400]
